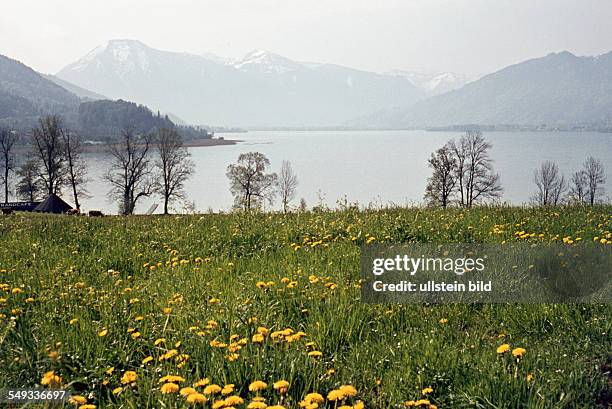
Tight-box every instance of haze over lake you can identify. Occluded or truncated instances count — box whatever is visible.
[81,130,612,214]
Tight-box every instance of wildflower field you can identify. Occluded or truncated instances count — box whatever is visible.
[0,206,610,408]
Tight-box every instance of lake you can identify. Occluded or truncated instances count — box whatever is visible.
[81,130,611,214]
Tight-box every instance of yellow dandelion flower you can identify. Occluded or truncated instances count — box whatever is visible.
[247,402,267,409]
[304,392,325,403]
[121,371,137,385]
[69,395,87,405]
[203,384,222,395]
[193,378,210,388]
[339,385,357,397]
[186,392,208,404]
[159,375,186,383]
[496,343,511,354]
[180,387,197,396]
[161,382,180,394]
[212,400,226,409]
[273,380,289,394]
[222,384,235,395]
[512,347,526,358]
[327,389,345,401]
[40,371,62,387]
[249,380,268,392]
[225,396,244,405]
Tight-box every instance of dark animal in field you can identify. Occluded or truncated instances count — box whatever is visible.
[66,209,80,215]
[88,210,104,217]
[1,209,13,215]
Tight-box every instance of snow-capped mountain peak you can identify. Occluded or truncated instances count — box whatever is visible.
[232,50,301,74]
[61,39,155,76]
[387,70,476,95]
[56,40,425,127]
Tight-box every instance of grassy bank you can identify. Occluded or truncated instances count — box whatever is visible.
[0,206,610,408]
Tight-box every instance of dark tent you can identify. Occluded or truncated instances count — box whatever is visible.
[33,194,73,214]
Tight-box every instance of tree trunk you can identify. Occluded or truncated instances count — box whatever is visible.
[72,181,80,211]
[3,167,8,203]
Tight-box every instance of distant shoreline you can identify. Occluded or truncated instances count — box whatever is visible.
[246,127,612,133]
[182,138,240,148]
[78,137,240,153]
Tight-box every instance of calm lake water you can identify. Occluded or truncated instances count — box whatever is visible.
[81,130,611,214]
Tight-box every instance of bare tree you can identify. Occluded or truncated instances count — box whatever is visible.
[278,160,298,213]
[105,128,153,215]
[153,128,194,215]
[62,129,88,211]
[424,143,457,208]
[31,115,66,195]
[568,170,588,204]
[583,156,606,205]
[0,128,18,203]
[16,159,43,202]
[531,161,567,206]
[226,152,277,211]
[450,131,502,207]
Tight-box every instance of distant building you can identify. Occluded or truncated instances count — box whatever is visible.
[33,194,73,214]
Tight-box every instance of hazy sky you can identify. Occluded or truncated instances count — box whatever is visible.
[1,0,611,76]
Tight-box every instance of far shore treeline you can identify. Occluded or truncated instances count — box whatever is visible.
[0,115,608,216]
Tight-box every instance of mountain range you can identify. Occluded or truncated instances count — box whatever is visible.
[2,39,611,131]
[356,51,612,129]
[56,40,426,127]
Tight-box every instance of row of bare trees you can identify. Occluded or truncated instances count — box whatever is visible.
[424,131,503,208]
[4,122,606,214]
[0,115,196,215]
[3,117,299,215]
[105,127,195,215]
[226,152,299,212]
[532,157,606,206]
[1,116,87,208]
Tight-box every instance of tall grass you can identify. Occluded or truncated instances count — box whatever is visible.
[0,206,610,408]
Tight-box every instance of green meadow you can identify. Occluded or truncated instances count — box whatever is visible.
[0,206,610,408]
